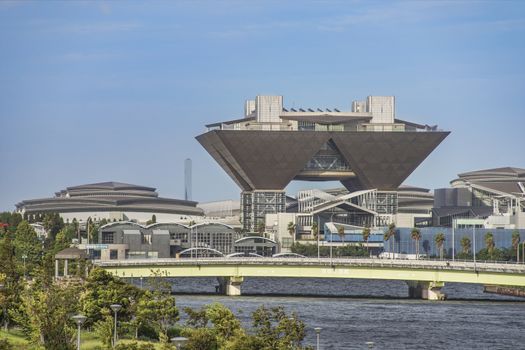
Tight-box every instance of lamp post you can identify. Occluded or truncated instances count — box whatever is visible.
[110,304,122,347]
[171,336,188,349]
[365,341,375,349]
[330,213,335,265]
[314,327,322,350]
[316,215,320,260]
[473,225,476,269]
[452,219,455,262]
[71,314,87,350]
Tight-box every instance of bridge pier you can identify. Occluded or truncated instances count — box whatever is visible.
[407,281,446,300]
[217,276,244,296]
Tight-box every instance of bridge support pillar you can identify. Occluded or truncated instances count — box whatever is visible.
[407,281,446,300]
[217,276,244,296]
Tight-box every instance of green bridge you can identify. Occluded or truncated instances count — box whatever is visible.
[94,258,525,300]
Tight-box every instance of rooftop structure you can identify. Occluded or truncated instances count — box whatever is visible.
[16,181,203,224]
[197,95,449,231]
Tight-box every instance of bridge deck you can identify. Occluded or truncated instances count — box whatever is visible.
[95,258,525,287]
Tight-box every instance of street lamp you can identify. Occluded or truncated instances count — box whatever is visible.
[171,337,188,349]
[71,314,87,350]
[110,304,122,347]
[330,213,335,265]
[314,327,322,350]
[366,341,375,349]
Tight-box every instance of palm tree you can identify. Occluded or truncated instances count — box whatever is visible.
[362,226,371,254]
[257,221,265,237]
[460,236,471,255]
[311,221,318,240]
[337,225,345,245]
[287,222,296,238]
[512,230,520,263]
[410,228,421,259]
[384,223,396,257]
[485,232,495,260]
[435,232,445,260]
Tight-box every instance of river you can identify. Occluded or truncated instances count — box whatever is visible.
[160,277,525,349]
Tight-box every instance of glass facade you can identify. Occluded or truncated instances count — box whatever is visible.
[383,227,525,256]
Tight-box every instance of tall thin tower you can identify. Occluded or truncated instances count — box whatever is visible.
[184,158,192,201]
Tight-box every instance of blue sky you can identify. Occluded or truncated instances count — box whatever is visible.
[1,1,524,211]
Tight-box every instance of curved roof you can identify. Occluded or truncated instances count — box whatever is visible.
[67,181,156,192]
[452,167,525,196]
[191,222,234,230]
[146,222,190,230]
[16,182,203,216]
[235,236,277,244]
[178,247,224,256]
[99,221,145,230]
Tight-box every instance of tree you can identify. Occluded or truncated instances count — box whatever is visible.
[362,226,371,253]
[384,223,396,257]
[14,281,80,349]
[13,221,43,277]
[93,308,114,349]
[205,303,243,346]
[485,232,495,260]
[42,213,63,240]
[0,230,21,330]
[53,226,75,254]
[337,226,345,245]
[251,305,307,350]
[136,290,179,342]
[81,267,144,326]
[311,221,318,240]
[257,222,266,237]
[146,215,157,226]
[460,236,471,255]
[287,222,296,238]
[0,212,22,233]
[435,232,445,260]
[182,327,219,350]
[512,230,520,262]
[410,228,421,259]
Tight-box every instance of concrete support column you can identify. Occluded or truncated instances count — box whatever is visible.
[55,259,59,278]
[63,259,68,277]
[406,281,446,300]
[217,276,244,296]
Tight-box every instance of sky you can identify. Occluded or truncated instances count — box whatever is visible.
[0,0,524,211]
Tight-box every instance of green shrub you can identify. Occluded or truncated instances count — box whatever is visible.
[0,338,13,350]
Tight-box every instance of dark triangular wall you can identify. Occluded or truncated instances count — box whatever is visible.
[197,130,330,190]
[197,130,449,192]
[331,131,450,190]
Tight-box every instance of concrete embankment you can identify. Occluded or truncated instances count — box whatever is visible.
[484,285,525,298]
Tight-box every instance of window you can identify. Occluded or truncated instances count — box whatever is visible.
[102,232,114,244]
[109,250,118,260]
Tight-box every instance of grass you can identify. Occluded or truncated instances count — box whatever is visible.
[0,329,165,349]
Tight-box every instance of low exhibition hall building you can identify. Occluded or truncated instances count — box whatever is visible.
[15,181,203,224]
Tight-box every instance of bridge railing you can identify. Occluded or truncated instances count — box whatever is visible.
[93,257,525,273]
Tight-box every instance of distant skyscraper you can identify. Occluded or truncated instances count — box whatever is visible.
[185,158,192,201]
